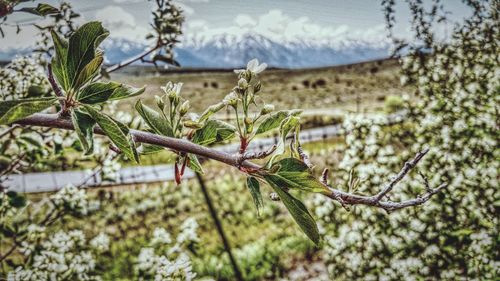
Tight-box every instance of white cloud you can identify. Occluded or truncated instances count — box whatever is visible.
[94,6,148,42]
[95,6,136,28]
[112,0,198,15]
[234,14,256,27]
[174,2,195,16]
[183,9,389,47]
[0,14,87,50]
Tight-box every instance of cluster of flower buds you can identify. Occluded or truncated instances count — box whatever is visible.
[161,82,183,106]
[233,59,265,99]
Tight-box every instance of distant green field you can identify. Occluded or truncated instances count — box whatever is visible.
[110,58,409,115]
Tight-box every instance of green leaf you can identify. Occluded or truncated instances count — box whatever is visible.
[247,177,263,215]
[108,84,145,101]
[280,115,300,140]
[135,100,174,137]
[192,119,236,146]
[72,54,103,90]
[187,154,204,174]
[19,4,59,16]
[19,135,43,148]
[140,144,164,155]
[198,102,226,122]
[67,22,109,89]
[83,105,139,163]
[264,175,320,245]
[0,225,16,238]
[51,30,69,90]
[71,109,96,155]
[255,110,289,135]
[0,98,57,125]
[268,158,328,193]
[267,115,301,166]
[78,82,145,104]
[27,85,45,98]
[78,82,121,104]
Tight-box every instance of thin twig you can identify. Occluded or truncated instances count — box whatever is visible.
[0,124,20,138]
[102,45,160,75]
[375,148,429,201]
[238,144,276,165]
[47,64,65,109]
[297,143,313,169]
[321,149,446,212]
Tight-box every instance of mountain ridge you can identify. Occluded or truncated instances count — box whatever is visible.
[1,33,391,68]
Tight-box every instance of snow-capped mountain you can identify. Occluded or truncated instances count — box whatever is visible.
[175,33,390,68]
[1,33,391,68]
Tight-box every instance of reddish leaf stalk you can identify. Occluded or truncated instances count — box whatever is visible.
[239,137,248,154]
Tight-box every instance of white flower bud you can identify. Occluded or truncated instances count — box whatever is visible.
[261,104,275,115]
[155,95,165,110]
[179,100,190,116]
[223,91,239,107]
[238,78,248,89]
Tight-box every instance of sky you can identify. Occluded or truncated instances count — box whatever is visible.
[1,0,471,50]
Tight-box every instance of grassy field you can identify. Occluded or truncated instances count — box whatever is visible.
[110,58,408,115]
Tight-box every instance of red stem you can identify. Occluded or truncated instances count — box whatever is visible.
[239,137,248,154]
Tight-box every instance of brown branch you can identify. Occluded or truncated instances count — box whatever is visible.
[0,242,17,262]
[13,113,446,212]
[0,124,20,138]
[14,113,258,169]
[297,144,313,169]
[238,144,276,165]
[102,45,160,75]
[374,148,429,201]
[321,149,447,212]
[47,64,65,110]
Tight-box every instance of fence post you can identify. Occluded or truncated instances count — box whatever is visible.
[195,172,244,281]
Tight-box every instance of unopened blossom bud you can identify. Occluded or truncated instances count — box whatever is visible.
[179,100,190,116]
[239,69,252,82]
[245,118,254,134]
[244,117,253,133]
[183,120,203,129]
[168,91,178,104]
[244,117,253,126]
[223,91,239,107]
[261,104,274,115]
[183,113,202,129]
[254,81,262,93]
[238,78,248,89]
[161,81,174,95]
[155,95,165,110]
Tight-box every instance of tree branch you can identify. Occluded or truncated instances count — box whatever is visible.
[321,149,447,212]
[0,124,19,138]
[47,64,65,109]
[14,113,258,169]
[13,113,445,211]
[375,148,429,201]
[102,45,160,75]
